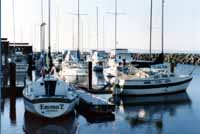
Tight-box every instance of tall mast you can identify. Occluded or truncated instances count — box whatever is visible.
[48,0,53,69]
[12,0,16,54]
[72,19,75,49]
[115,0,117,50]
[77,0,80,59]
[96,7,99,50]
[78,0,80,49]
[161,0,164,54]
[0,0,2,122]
[56,7,60,52]
[103,16,105,50]
[149,0,153,59]
[40,0,45,52]
[41,0,43,22]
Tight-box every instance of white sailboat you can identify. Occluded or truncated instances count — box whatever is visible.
[105,0,193,96]
[23,0,79,118]
[23,75,79,118]
[60,52,88,84]
[59,0,88,84]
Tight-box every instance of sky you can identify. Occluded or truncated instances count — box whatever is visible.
[2,0,200,52]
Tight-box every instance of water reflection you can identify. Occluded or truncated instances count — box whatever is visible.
[9,96,16,125]
[118,92,191,133]
[23,111,78,134]
[93,72,105,86]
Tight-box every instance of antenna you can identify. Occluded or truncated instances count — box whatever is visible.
[149,0,153,59]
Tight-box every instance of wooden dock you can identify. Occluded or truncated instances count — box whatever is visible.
[76,89,115,123]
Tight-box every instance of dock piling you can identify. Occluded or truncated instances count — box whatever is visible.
[88,61,92,90]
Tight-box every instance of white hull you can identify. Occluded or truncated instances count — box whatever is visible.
[119,76,192,95]
[121,81,190,95]
[63,75,87,84]
[24,97,79,118]
[23,75,80,118]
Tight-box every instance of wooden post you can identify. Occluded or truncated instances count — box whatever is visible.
[88,61,92,90]
[28,54,32,80]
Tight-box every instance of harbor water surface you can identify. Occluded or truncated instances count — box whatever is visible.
[1,64,200,134]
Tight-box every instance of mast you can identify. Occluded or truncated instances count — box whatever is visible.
[161,0,164,55]
[12,0,16,54]
[48,0,53,69]
[77,0,80,60]
[149,0,153,59]
[72,19,75,49]
[96,7,99,50]
[56,6,60,52]
[40,0,45,52]
[41,0,43,22]
[115,0,117,50]
[0,0,2,125]
[103,16,105,50]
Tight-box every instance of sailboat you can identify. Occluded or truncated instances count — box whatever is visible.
[103,0,134,82]
[59,0,88,84]
[105,0,193,95]
[23,0,79,118]
[91,7,108,72]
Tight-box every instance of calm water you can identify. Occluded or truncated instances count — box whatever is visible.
[1,64,200,134]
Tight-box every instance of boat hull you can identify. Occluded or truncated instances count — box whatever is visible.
[119,76,192,96]
[23,97,79,118]
[63,75,87,84]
